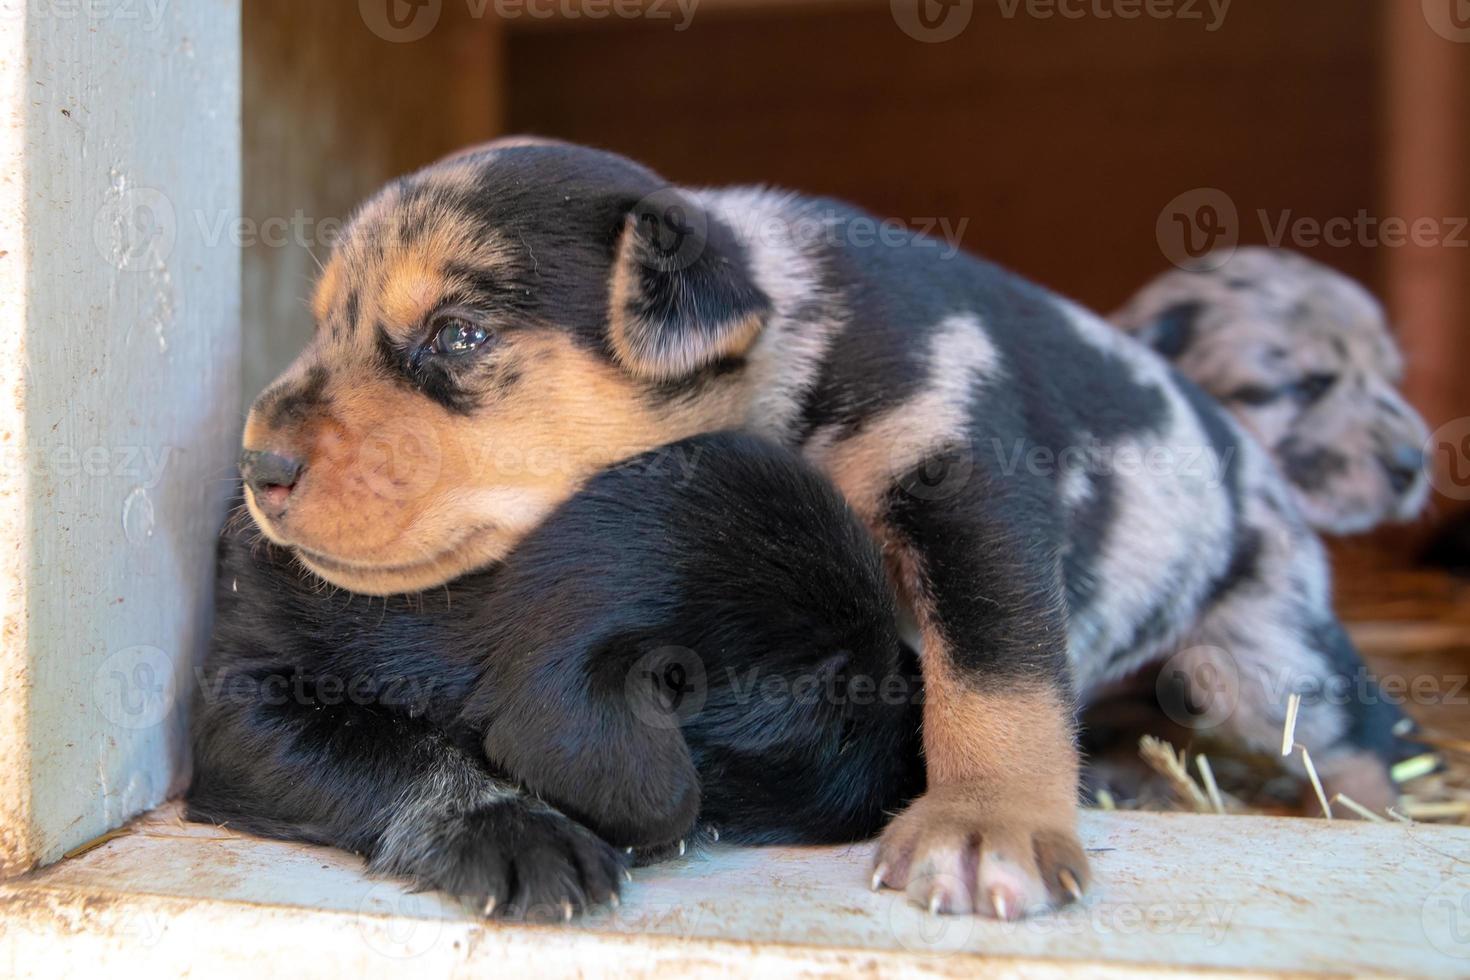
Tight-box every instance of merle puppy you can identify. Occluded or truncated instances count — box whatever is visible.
[1114,248,1430,535]
[189,432,923,918]
[228,137,1410,919]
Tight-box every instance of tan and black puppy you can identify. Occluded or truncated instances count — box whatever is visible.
[238,140,1409,919]
[1113,248,1430,535]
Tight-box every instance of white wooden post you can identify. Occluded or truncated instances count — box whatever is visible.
[0,0,241,874]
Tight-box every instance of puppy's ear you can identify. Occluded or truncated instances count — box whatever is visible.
[1126,299,1205,361]
[608,190,771,381]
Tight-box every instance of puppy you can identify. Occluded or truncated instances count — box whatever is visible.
[189,432,924,918]
[1112,248,1430,534]
[236,139,1409,918]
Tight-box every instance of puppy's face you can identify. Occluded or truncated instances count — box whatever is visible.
[1116,248,1429,535]
[240,141,769,594]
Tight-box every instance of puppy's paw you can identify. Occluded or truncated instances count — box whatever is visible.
[372,799,625,921]
[625,822,720,867]
[871,784,1088,919]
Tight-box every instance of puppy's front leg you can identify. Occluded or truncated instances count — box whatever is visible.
[187,666,624,919]
[871,460,1089,919]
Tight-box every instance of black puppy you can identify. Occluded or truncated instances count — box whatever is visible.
[188,432,923,918]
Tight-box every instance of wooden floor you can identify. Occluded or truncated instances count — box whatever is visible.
[1335,552,1470,751]
[4,553,1470,976]
[5,802,1469,977]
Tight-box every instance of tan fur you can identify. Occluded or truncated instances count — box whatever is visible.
[921,660,1079,792]
[379,262,441,333]
[245,321,742,594]
[875,648,1086,916]
[806,314,997,523]
[311,259,344,324]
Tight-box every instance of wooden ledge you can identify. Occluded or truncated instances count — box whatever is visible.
[2,806,1468,977]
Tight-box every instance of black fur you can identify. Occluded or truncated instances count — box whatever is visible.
[614,193,772,374]
[1147,301,1203,359]
[189,432,924,907]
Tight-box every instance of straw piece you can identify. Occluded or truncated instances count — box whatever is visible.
[1298,745,1332,820]
[1138,736,1211,812]
[1399,800,1470,820]
[1280,693,1301,758]
[62,827,133,860]
[1391,753,1441,784]
[1195,754,1226,815]
[1094,789,1116,812]
[1404,733,1470,756]
[1331,793,1387,823]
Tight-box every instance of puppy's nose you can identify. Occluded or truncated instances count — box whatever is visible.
[1382,444,1426,495]
[240,449,304,515]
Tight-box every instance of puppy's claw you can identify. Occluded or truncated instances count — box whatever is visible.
[928,890,943,915]
[562,901,573,923]
[989,888,1010,922]
[870,863,888,892]
[1059,869,1083,903]
[482,896,497,917]
[677,839,686,857]
[625,847,634,855]
[623,869,634,884]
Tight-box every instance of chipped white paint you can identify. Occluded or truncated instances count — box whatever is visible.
[2,806,1467,977]
[0,1,241,874]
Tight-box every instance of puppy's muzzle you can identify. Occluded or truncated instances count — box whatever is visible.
[1382,443,1426,497]
[240,448,304,519]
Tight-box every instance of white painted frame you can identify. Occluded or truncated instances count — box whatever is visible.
[0,0,241,874]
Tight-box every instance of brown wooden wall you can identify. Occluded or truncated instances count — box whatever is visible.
[506,0,1383,311]
[242,0,499,404]
[245,0,1470,548]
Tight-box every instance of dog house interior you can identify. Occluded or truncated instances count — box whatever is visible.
[3,0,1470,974]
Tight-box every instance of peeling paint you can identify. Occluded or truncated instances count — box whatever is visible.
[120,487,153,544]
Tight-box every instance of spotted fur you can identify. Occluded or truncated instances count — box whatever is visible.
[1113,248,1430,535]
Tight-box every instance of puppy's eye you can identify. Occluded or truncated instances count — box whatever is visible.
[430,316,491,357]
[1292,372,1338,404]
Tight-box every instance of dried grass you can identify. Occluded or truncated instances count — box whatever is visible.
[1112,693,1470,825]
